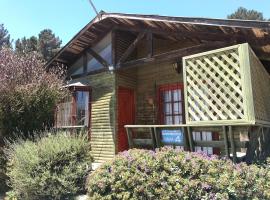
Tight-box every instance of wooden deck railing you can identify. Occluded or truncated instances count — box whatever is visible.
[125,124,250,163]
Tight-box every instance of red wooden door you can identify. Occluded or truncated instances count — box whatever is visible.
[118,87,135,152]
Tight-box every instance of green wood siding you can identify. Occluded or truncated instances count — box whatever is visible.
[69,71,116,162]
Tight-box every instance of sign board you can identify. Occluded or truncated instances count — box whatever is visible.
[161,129,184,145]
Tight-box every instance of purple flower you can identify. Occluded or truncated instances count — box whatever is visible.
[202,183,212,191]
[120,150,129,158]
[108,166,112,173]
[208,192,217,200]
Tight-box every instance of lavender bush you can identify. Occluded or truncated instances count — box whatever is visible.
[86,148,270,200]
[5,132,92,199]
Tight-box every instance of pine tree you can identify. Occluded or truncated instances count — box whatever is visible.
[15,29,62,61]
[0,24,11,48]
[227,7,265,21]
[15,36,38,55]
[38,29,62,61]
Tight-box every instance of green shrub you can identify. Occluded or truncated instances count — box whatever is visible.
[5,132,92,200]
[0,47,66,138]
[0,85,62,137]
[0,147,8,193]
[86,148,270,200]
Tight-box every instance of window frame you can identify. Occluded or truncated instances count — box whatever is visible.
[68,32,112,78]
[55,86,91,128]
[158,83,185,125]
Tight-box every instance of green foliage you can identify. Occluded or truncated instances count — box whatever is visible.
[38,29,62,61]
[15,29,61,61]
[0,85,61,137]
[228,7,266,21]
[0,147,8,193]
[5,132,92,200]
[0,47,66,138]
[15,36,38,55]
[87,148,270,200]
[0,24,11,48]
[5,190,18,200]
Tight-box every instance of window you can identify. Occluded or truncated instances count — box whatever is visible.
[68,32,112,76]
[69,57,84,76]
[158,83,184,150]
[87,43,112,72]
[159,83,184,125]
[55,87,91,127]
[158,83,219,155]
[75,91,90,126]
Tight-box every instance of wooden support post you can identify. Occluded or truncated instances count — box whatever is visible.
[153,127,161,148]
[126,127,134,148]
[150,127,156,150]
[187,127,194,151]
[222,126,230,158]
[229,126,237,163]
[111,30,116,67]
[183,127,189,151]
[83,52,87,75]
[146,32,153,58]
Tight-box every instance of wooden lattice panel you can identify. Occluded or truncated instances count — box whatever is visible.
[183,44,257,125]
[249,48,270,124]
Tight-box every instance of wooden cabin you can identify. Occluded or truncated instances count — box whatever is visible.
[46,12,270,163]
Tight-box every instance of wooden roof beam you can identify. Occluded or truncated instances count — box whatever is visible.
[87,48,109,69]
[118,41,233,69]
[117,31,146,65]
[114,25,270,44]
[55,58,69,64]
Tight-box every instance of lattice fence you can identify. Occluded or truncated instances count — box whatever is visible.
[249,48,270,124]
[183,43,266,125]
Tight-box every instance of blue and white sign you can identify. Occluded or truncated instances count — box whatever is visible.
[161,129,184,145]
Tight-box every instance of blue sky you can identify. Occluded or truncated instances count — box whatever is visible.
[1,0,270,46]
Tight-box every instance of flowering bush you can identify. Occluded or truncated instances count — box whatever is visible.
[5,132,92,200]
[86,148,270,200]
[0,47,66,137]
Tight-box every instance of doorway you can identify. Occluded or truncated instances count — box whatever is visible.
[118,87,135,152]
